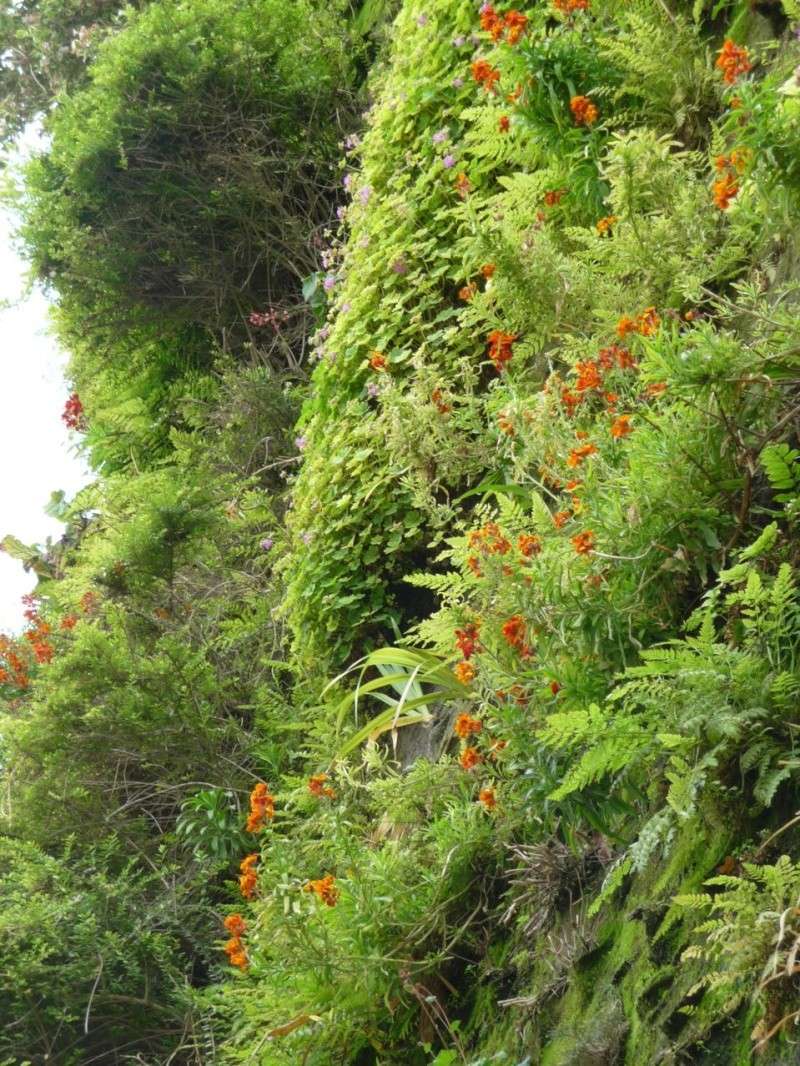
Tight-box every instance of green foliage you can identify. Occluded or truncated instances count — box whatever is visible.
[676,855,800,1040]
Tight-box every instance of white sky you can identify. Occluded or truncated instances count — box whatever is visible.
[0,203,90,633]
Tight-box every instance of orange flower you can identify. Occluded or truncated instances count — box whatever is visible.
[224,913,247,937]
[455,172,472,199]
[507,84,523,104]
[570,95,598,126]
[309,773,335,799]
[467,555,483,577]
[478,786,497,810]
[503,9,528,44]
[479,2,504,39]
[460,746,482,770]
[616,316,636,339]
[498,114,510,133]
[455,622,480,659]
[549,680,561,695]
[369,351,388,371]
[560,388,581,415]
[431,387,452,414]
[715,39,751,85]
[468,521,511,556]
[246,782,274,833]
[543,188,566,207]
[646,381,667,397]
[611,414,633,438]
[574,360,602,392]
[596,215,617,236]
[501,614,526,649]
[616,309,659,339]
[454,713,483,739]
[481,263,496,279]
[454,660,476,685]
[713,172,739,211]
[571,530,595,555]
[567,443,598,468]
[471,59,501,92]
[459,281,478,302]
[60,614,79,630]
[552,510,571,529]
[604,392,618,408]
[239,853,259,900]
[518,533,541,558]
[636,307,660,336]
[598,343,635,370]
[304,874,339,906]
[497,412,515,436]
[554,0,590,11]
[486,329,517,372]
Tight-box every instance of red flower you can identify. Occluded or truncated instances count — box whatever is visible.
[455,622,480,660]
[501,614,526,649]
[479,3,504,40]
[454,713,482,739]
[498,114,510,133]
[61,393,86,432]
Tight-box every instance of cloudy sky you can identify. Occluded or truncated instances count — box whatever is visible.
[0,199,90,632]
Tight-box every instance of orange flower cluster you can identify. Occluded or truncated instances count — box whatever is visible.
[309,773,335,799]
[223,914,249,970]
[454,660,476,685]
[498,115,510,133]
[611,414,633,438]
[596,215,617,236]
[487,330,517,371]
[571,530,595,555]
[454,713,482,739]
[23,614,54,665]
[554,0,590,11]
[460,746,482,770]
[80,591,98,614]
[616,307,660,339]
[570,95,598,126]
[239,853,258,900]
[501,614,527,651]
[304,874,339,906]
[431,387,452,414]
[0,634,29,689]
[481,263,496,279]
[479,5,528,44]
[468,521,511,557]
[712,153,747,211]
[246,782,274,833]
[369,351,388,371]
[479,786,497,810]
[455,622,480,660]
[715,39,751,85]
[553,509,571,529]
[518,533,541,557]
[60,614,79,631]
[458,281,477,302]
[543,188,567,207]
[567,443,598,468]
[471,59,501,92]
[598,344,636,370]
[574,360,602,392]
